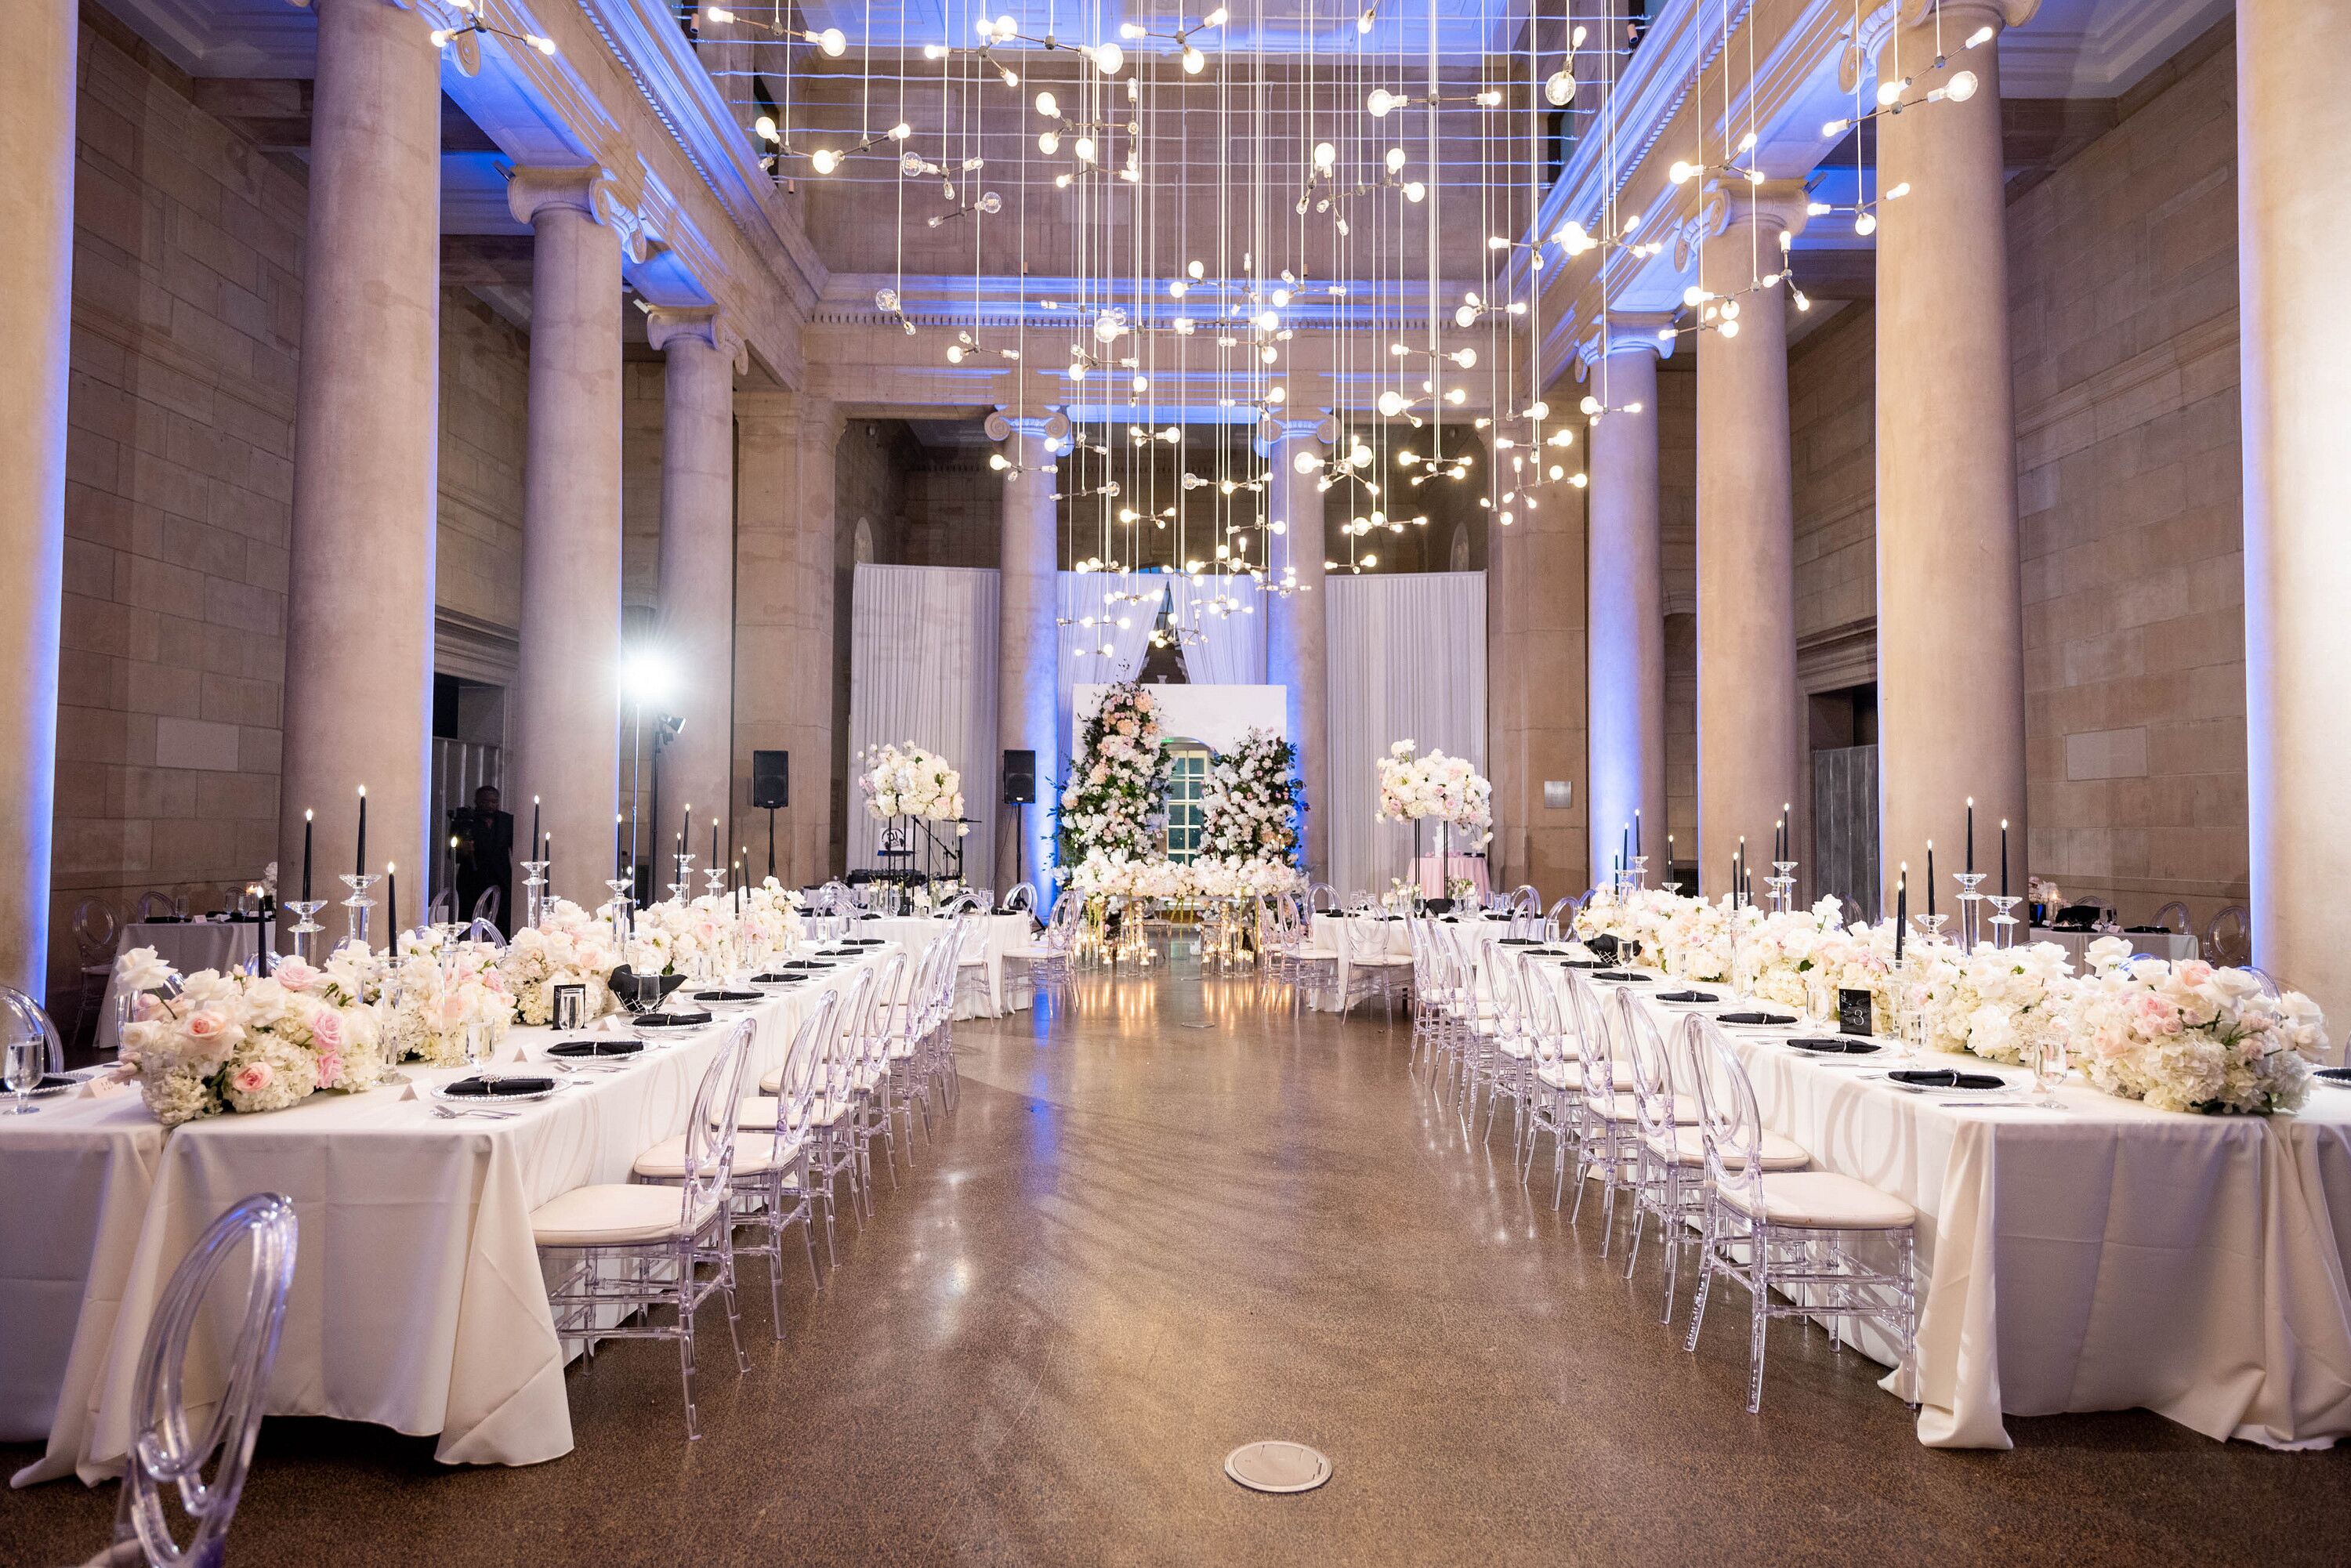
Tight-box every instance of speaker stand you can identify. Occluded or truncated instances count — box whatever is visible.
[766,806,777,883]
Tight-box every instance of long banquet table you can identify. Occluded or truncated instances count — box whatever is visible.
[1515,952,2351,1450]
[5,943,893,1486]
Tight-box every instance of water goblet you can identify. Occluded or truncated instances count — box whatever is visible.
[5,1030,44,1115]
[2032,1019,2072,1110]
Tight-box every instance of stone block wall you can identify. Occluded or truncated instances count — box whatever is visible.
[436,291,529,632]
[46,17,306,997]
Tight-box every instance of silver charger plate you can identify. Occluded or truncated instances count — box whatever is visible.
[427,1075,572,1106]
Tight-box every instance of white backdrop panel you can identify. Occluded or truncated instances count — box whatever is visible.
[1072,683,1287,755]
[847,564,1001,889]
[1324,572,1487,897]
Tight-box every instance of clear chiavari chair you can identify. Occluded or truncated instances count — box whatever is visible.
[533,1017,754,1439]
[1477,951,1536,1153]
[1003,882,1037,915]
[748,987,844,1271]
[1518,962,1584,1207]
[846,951,908,1192]
[950,908,994,1019]
[1544,894,1582,944]
[1560,968,1638,1237]
[99,1191,296,1568]
[1684,1016,1917,1413]
[1615,990,1746,1322]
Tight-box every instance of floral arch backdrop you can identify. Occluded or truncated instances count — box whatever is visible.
[1056,682,1306,896]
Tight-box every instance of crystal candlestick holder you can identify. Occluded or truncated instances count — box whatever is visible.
[1954,871,1987,949]
[668,855,695,904]
[1911,911,1948,950]
[337,874,381,951]
[1628,855,1650,892]
[1773,861,1798,912]
[603,878,635,950]
[1766,875,1795,914]
[702,867,728,900]
[284,900,329,964]
[519,860,549,931]
[1986,895,2022,950]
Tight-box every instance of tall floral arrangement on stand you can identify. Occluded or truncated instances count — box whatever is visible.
[1375,741,1494,843]
[114,947,389,1126]
[1057,681,1167,877]
[859,741,969,832]
[1200,727,1302,867]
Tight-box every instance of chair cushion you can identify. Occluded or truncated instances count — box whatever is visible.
[1290,947,1339,961]
[1721,1170,1916,1230]
[1650,1125,1809,1171]
[635,1130,800,1179]
[1535,1060,1634,1092]
[1588,1092,1699,1125]
[531,1182,708,1247]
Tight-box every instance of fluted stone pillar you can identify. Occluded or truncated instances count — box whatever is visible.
[1696,185,1807,896]
[509,168,624,908]
[280,0,441,943]
[2241,0,2351,1035]
[1875,0,2034,909]
[1265,421,1331,878]
[0,0,74,995]
[993,418,1061,900]
[734,393,840,886]
[650,308,741,853]
[1583,331,1669,886]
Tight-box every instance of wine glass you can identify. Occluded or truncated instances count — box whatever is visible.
[5,1030,45,1115]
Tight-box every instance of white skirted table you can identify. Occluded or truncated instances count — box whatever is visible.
[2029,926,2201,965]
[1527,956,2351,1449]
[6,944,893,1485]
[850,913,1034,1017]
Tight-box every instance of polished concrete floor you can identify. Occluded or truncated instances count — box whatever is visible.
[7,947,2348,1566]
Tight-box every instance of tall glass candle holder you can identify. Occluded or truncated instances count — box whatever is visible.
[1772,861,1799,914]
[337,873,381,951]
[702,867,728,900]
[519,859,549,930]
[1986,895,2021,950]
[284,900,329,964]
[1954,871,1987,949]
[669,854,695,904]
[603,878,636,954]
[1628,854,1650,893]
[1911,911,1948,951]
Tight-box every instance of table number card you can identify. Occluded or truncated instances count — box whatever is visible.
[1838,988,1875,1037]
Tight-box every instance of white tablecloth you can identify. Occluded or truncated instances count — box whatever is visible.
[2030,926,2201,965]
[9,946,889,1485]
[96,922,268,1051]
[853,914,1033,1017]
[1308,913,1520,1010]
[1413,853,1491,901]
[1536,958,2351,1449]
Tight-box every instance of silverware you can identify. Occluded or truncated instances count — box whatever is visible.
[431,1103,516,1121]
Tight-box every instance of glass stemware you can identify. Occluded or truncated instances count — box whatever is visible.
[5,1030,43,1115]
[2033,1017,2072,1110]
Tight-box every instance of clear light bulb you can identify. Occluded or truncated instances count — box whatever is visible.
[946,343,965,363]
[1182,46,1204,74]
[1367,89,1397,118]
[1545,71,1576,107]
[810,147,839,174]
[1073,136,1096,162]
[1669,160,1696,184]
[1313,141,1337,172]
[1855,210,1877,236]
[818,26,846,55]
[978,190,1002,214]
[754,114,777,141]
[1878,78,1904,106]
[1403,182,1425,203]
[1386,147,1407,172]
[1454,304,1477,328]
[1580,395,1601,415]
[1377,390,1407,418]
[1035,91,1059,118]
[1092,42,1124,74]
[1945,69,1979,103]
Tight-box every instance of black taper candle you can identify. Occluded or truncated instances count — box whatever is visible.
[681,802,691,857]
[1965,798,1976,875]
[1633,809,1641,860]
[531,795,541,860]
[1926,842,1936,920]
[355,786,367,882]
[711,817,719,882]
[386,863,397,937]
[301,809,313,904]
[1895,867,1907,962]
[616,813,625,881]
[2001,820,2011,900]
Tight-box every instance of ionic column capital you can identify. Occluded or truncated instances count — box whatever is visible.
[1705,179,1813,247]
[1575,312,1677,372]
[646,306,748,374]
[984,407,1070,455]
[506,166,651,262]
[1254,414,1339,459]
[1897,0,2037,34]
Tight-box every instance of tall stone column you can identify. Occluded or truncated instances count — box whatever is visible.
[0,0,74,995]
[1582,329,1669,885]
[1874,0,2034,909]
[1696,184,1807,897]
[649,308,741,855]
[280,0,441,943]
[1487,400,1589,900]
[2241,0,2351,1033]
[1265,421,1332,878]
[734,393,841,889]
[509,168,625,908]
[991,416,1060,901]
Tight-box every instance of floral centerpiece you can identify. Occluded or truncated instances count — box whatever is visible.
[860,741,969,833]
[1926,940,2074,1064]
[628,893,738,979]
[1375,740,1493,843]
[376,929,516,1066]
[502,900,622,1027]
[737,880,805,961]
[114,947,388,1126]
[1571,885,1680,965]
[1190,854,1307,900]
[2066,943,2325,1114]
[1058,682,1168,876]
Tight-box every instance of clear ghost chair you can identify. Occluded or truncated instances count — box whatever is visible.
[105,1191,298,1568]
[1544,893,1583,944]
[1004,882,1037,915]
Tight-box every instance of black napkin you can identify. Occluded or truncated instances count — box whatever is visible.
[33,1074,78,1092]
[751,972,807,985]
[606,966,685,1013]
[547,1040,643,1058]
[635,1010,714,1028]
[446,1075,554,1097]
[1584,935,1623,964]
[1657,990,1719,1004]
[1718,1010,1796,1027]
[1889,1069,2007,1090]
[693,990,760,1003]
[1499,937,1539,947]
[1560,958,1608,969]
[1788,1037,1881,1056]
[2123,925,2170,935]
[1482,913,1510,922]
[1592,970,1649,983]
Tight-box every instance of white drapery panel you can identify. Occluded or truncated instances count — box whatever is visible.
[1167,572,1269,685]
[1056,571,1159,690]
[1324,571,1488,898]
[846,564,1002,890]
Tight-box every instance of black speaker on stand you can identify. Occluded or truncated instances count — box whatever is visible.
[752,750,788,882]
[1002,749,1037,900]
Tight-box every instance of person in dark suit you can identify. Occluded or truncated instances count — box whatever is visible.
[451,785,515,936]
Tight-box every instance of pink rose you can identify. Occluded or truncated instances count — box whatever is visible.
[230,1061,273,1094]
[310,1007,346,1051]
[182,1007,244,1063]
[273,958,321,991]
[313,1048,342,1088]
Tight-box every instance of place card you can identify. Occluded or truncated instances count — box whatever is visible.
[1838,988,1875,1037]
